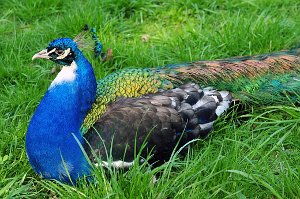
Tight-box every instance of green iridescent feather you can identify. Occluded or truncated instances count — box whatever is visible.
[81,47,300,133]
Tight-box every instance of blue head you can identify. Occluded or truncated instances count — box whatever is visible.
[32,38,81,65]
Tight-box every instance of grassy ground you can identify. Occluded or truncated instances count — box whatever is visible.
[1,0,300,198]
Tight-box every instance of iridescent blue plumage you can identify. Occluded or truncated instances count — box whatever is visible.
[26,38,97,183]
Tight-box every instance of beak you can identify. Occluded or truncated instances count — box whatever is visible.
[32,49,50,60]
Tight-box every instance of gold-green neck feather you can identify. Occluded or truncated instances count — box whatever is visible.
[81,69,174,133]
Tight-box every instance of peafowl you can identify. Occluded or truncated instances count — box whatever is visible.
[26,33,300,184]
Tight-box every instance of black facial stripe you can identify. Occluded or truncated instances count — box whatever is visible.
[60,52,75,65]
[47,47,75,65]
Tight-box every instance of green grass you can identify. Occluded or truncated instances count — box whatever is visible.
[1,0,300,198]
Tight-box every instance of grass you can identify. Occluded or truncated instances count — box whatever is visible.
[1,0,300,198]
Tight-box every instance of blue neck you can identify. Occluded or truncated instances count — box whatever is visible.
[26,50,96,183]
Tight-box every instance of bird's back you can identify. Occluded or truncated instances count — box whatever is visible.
[82,47,300,131]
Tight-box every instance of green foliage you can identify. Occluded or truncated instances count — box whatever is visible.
[0,0,299,198]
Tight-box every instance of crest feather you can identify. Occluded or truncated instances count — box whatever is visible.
[73,25,103,58]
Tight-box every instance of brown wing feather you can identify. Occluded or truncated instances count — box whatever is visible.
[84,83,232,167]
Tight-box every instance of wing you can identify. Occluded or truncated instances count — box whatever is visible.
[83,83,232,167]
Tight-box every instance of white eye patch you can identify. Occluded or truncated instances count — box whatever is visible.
[48,48,57,54]
[56,48,71,60]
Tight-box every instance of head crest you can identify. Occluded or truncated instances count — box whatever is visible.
[73,25,103,58]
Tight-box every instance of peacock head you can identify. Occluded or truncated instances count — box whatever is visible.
[32,38,80,66]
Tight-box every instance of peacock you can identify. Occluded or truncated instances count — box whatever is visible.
[26,31,300,184]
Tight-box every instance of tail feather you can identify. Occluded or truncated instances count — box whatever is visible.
[158,48,300,105]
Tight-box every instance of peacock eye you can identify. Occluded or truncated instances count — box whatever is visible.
[55,49,64,55]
